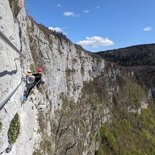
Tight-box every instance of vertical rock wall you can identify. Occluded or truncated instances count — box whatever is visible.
[0,0,106,154]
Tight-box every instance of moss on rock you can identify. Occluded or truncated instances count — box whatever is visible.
[0,121,2,132]
[7,113,20,144]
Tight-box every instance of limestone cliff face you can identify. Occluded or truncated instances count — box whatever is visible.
[0,0,153,155]
[0,0,106,154]
[0,1,41,154]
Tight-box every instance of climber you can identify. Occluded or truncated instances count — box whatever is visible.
[21,67,45,102]
[32,67,45,88]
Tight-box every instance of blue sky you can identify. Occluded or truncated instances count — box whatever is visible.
[25,0,155,52]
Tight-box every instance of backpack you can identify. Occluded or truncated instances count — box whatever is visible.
[26,76,35,84]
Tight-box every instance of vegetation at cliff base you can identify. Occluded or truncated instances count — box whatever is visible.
[96,107,155,155]
[81,70,154,155]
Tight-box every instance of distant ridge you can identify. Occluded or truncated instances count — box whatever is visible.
[96,43,155,66]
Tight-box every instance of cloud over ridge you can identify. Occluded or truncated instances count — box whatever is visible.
[77,36,114,48]
[49,27,63,33]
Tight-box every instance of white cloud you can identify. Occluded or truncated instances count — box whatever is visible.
[77,36,114,48]
[48,27,63,33]
[63,11,80,17]
[64,11,75,16]
[143,27,152,31]
[83,10,89,13]
[57,4,62,7]
[48,27,68,35]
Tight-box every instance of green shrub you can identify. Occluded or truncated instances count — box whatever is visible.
[100,126,116,150]
[0,121,2,132]
[8,113,20,144]
[124,79,145,108]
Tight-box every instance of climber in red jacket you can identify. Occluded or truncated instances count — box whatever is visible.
[21,67,45,102]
